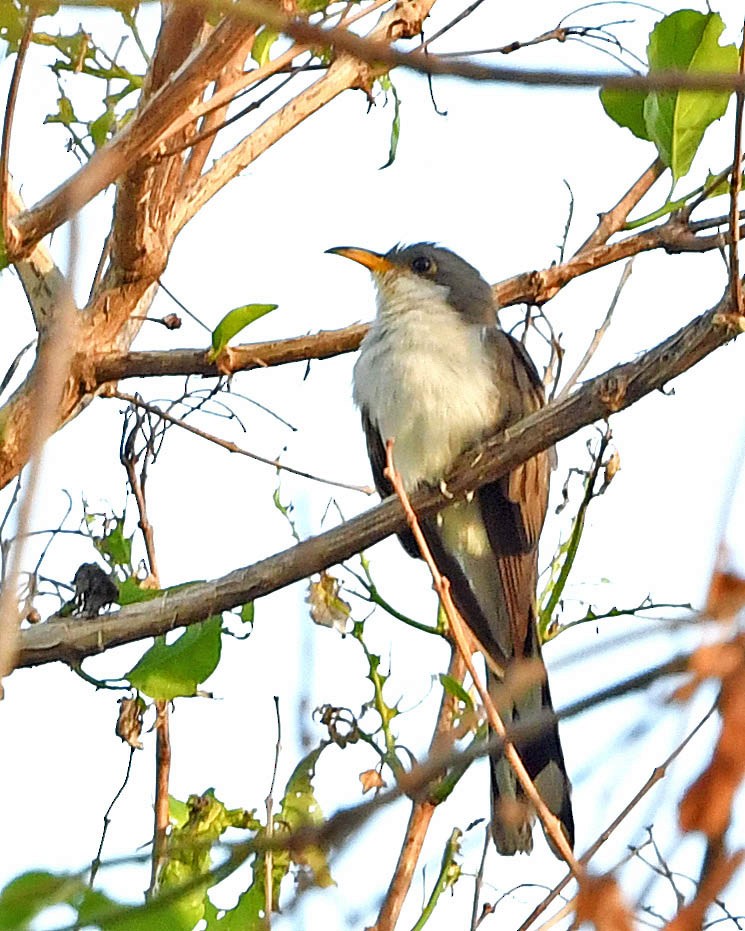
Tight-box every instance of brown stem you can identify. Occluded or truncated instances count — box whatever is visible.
[149,701,172,895]
[374,649,466,931]
[0,9,34,256]
[729,24,745,312]
[575,158,664,254]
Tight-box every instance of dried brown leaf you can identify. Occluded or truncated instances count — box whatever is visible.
[705,566,745,621]
[116,696,145,750]
[307,571,351,633]
[359,768,386,794]
[680,665,745,838]
[664,851,745,931]
[576,874,634,931]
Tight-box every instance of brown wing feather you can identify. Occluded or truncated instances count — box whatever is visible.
[476,331,550,658]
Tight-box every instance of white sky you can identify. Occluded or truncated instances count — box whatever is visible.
[2,1,745,928]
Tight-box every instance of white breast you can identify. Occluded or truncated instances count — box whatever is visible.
[353,274,502,491]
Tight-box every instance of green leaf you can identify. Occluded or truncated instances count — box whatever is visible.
[297,0,331,11]
[95,516,132,570]
[279,743,334,888]
[169,795,191,829]
[378,75,401,169]
[89,106,116,147]
[0,871,84,930]
[126,616,222,699]
[44,92,76,127]
[240,601,255,625]
[209,304,278,359]
[251,27,278,66]
[438,673,474,711]
[599,86,650,140]
[644,10,738,182]
[117,576,161,605]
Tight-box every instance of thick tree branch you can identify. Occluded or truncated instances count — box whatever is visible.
[93,323,369,382]
[12,0,745,261]
[15,285,743,669]
[7,15,261,261]
[91,211,734,385]
[6,186,75,333]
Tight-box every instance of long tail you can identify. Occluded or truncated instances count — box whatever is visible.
[489,625,574,856]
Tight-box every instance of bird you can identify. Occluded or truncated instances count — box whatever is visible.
[327,242,574,856]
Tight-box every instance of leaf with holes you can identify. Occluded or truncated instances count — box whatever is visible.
[280,743,334,888]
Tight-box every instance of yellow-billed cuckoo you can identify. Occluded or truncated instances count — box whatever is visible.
[327,242,574,856]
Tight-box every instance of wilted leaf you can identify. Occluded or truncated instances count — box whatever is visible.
[665,851,745,931]
[44,92,76,127]
[306,571,351,632]
[359,768,386,793]
[604,449,621,486]
[279,743,334,888]
[89,106,115,147]
[576,873,634,931]
[705,566,745,620]
[94,516,132,570]
[209,303,278,359]
[126,616,222,700]
[378,74,401,170]
[679,659,745,838]
[115,695,145,749]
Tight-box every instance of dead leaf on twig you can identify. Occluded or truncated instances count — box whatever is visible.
[359,769,386,794]
[576,873,633,931]
[664,851,745,931]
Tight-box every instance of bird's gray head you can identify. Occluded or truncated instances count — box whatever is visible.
[327,242,496,326]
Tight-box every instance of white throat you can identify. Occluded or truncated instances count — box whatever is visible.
[353,274,502,490]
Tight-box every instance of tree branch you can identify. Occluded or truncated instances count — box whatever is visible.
[15,284,743,669]
[91,210,735,386]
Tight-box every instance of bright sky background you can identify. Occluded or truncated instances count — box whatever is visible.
[2,1,745,928]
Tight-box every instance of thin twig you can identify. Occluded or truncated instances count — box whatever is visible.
[111,391,374,495]
[729,23,745,312]
[557,259,633,399]
[383,439,582,876]
[121,415,169,897]
[121,414,160,584]
[517,699,719,931]
[375,648,466,931]
[577,158,664,253]
[264,696,281,929]
[0,8,35,256]
[470,827,491,931]
[90,747,136,886]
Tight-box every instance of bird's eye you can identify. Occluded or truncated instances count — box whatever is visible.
[411,255,434,275]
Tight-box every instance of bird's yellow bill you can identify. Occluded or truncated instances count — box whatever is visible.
[326,246,395,274]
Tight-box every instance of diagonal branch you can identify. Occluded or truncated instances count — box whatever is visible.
[14,283,743,670]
